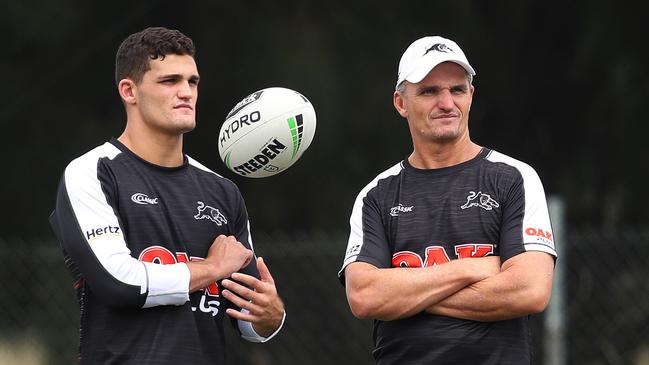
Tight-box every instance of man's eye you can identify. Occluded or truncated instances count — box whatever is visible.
[451,87,466,94]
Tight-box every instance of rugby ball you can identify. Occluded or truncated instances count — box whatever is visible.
[218,87,316,178]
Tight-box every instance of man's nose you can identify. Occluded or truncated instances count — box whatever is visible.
[178,81,193,99]
[437,89,454,110]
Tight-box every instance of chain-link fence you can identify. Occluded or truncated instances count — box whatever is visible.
[563,228,649,364]
[2,226,648,364]
[0,232,373,365]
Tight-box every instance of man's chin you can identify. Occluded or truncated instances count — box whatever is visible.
[429,131,460,143]
[175,120,196,134]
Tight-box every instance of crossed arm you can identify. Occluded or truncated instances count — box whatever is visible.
[186,236,285,339]
[426,252,554,321]
[344,251,554,322]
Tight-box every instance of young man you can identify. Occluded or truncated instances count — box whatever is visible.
[50,27,285,364]
[339,36,557,364]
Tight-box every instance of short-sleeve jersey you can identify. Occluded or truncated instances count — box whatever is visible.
[339,148,557,365]
[50,139,258,364]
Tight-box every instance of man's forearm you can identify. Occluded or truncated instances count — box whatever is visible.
[426,252,555,321]
[345,257,500,321]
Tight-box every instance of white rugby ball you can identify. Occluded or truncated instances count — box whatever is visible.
[218,87,316,178]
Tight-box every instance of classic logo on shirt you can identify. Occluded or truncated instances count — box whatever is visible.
[131,193,158,205]
[194,201,228,226]
[460,191,499,211]
[390,203,414,217]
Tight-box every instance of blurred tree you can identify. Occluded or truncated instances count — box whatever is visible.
[1,0,647,239]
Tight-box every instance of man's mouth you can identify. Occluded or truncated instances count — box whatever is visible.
[174,104,193,110]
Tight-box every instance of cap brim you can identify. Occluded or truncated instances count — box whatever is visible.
[405,59,475,85]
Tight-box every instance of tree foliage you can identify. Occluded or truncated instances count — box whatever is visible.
[1,0,647,237]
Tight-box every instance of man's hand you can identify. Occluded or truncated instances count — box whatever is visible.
[206,235,254,278]
[221,257,285,337]
[187,235,253,293]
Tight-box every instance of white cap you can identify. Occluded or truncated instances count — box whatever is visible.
[396,36,475,90]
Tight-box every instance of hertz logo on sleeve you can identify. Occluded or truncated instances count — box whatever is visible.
[86,225,121,241]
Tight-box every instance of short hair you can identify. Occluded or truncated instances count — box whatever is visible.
[396,80,408,94]
[395,72,472,95]
[114,27,195,85]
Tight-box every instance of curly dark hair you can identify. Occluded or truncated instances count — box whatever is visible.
[114,27,195,85]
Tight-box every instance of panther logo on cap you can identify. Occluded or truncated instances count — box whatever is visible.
[424,43,454,55]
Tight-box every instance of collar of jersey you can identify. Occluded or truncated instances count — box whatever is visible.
[110,138,189,173]
[402,147,490,176]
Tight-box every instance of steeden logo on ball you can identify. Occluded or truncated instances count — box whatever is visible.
[218,87,316,178]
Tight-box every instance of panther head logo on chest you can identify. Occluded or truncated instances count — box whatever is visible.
[460,191,500,211]
[194,201,228,226]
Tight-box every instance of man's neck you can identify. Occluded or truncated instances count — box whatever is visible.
[118,125,185,167]
[408,139,482,169]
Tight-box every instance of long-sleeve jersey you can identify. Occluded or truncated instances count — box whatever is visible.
[50,138,261,364]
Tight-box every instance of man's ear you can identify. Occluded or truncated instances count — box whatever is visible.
[118,79,137,105]
[393,91,408,118]
[467,84,475,112]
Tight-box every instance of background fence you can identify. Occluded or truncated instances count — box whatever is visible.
[2,226,649,364]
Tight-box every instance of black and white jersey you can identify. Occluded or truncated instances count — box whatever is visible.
[50,139,261,364]
[339,148,557,365]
